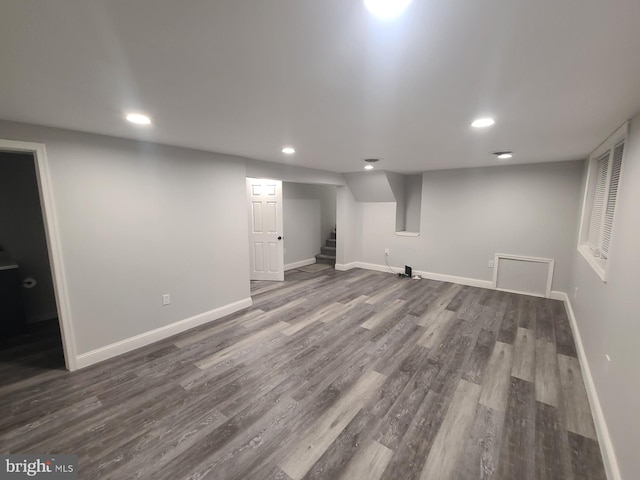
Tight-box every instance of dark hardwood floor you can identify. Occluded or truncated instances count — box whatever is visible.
[0,268,606,479]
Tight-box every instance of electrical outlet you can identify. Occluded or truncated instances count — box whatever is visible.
[384,248,390,256]
[162,294,171,306]
[488,260,494,268]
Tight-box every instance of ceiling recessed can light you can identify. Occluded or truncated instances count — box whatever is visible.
[125,113,152,125]
[364,165,374,170]
[282,147,295,154]
[493,151,513,159]
[471,117,495,128]
[364,0,413,19]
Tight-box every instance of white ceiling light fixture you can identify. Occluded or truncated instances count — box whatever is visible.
[471,117,495,128]
[364,158,380,170]
[281,146,295,154]
[125,112,152,125]
[494,151,513,159]
[364,0,414,19]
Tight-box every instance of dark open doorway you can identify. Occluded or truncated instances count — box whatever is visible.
[0,151,65,376]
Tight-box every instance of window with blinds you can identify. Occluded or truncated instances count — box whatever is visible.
[602,142,624,256]
[578,123,628,281]
[587,152,609,248]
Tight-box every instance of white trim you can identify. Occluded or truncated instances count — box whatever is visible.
[335,262,358,271]
[337,261,494,289]
[395,231,420,237]
[578,245,607,282]
[556,292,621,480]
[355,261,402,275]
[492,253,555,298]
[413,267,493,289]
[549,290,566,301]
[0,139,78,371]
[349,261,395,274]
[284,258,316,271]
[75,297,252,369]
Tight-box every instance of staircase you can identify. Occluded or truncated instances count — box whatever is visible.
[315,227,336,266]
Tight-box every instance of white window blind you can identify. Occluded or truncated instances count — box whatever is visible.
[587,151,609,248]
[578,122,627,282]
[602,142,624,257]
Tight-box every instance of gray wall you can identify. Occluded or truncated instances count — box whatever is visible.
[344,171,395,202]
[354,160,584,292]
[385,172,406,232]
[336,185,358,267]
[282,182,336,266]
[404,174,422,233]
[246,158,345,186]
[0,120,250,355]
[0,151,57,322]
[568,113,640,479]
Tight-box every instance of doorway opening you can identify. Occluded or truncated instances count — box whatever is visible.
[0,140,75,372]
[281,182,337,271]
[246,179,338,297]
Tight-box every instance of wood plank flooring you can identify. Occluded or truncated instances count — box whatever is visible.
[0,268,606,479]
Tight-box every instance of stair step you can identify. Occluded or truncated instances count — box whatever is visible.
[315,254,336,265]
[330,231,336,240]
[326,238,336,248]
[321,246,336,256]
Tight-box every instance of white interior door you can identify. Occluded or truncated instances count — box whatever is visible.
[247,178,284,281]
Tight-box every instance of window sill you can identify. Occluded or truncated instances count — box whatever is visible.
[578,244,607,282]
[395,231,420,237]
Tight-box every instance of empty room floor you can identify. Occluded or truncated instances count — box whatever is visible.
[0,269,606,479]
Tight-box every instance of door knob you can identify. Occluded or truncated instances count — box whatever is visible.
[277,236,282,240]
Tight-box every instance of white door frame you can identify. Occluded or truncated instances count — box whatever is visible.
[0,139,77,371]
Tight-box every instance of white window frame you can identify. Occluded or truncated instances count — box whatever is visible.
[577,122,628,282]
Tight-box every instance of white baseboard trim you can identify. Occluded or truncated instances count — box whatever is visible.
[341,261,494,289]
[414,268,494,289]
[549,290,566,301]
[338,262,569,296]
[335,262,358,271]
[557,291,621,480]
[350,261,397,274]
[284,258,316,271]
[74,297,253,369]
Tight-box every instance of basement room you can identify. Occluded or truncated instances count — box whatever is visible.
[1,0,639,479]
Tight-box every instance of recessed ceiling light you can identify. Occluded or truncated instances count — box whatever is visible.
[364,158,380,170]
[494,151,513,159]
[282,147,295,154]
[471,117,495,128]
[125,113,152,125]
[364,0,413,19]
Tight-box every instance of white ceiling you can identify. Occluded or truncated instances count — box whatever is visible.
[1,0,640,173]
